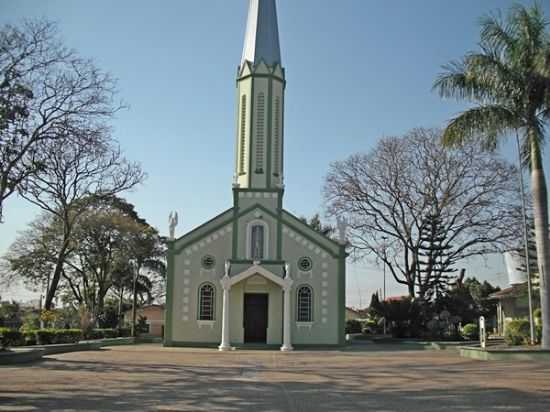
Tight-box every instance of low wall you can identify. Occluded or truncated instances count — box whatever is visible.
[0,348,45,365]
[460,346,550,361]
[0,337,137,365]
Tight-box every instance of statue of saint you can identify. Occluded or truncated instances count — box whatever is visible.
[168,211,179,240]
[336,216,347,245]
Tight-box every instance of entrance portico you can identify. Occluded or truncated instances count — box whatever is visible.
[218,263,294,352]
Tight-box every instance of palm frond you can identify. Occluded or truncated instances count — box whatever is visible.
[464,51,519,100]
[508,4,547,68]
[480,11,514,53]
[442,105,518,150]
[433,60,497,102]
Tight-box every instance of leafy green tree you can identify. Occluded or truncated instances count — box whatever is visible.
[433,4,550,348]
[0,301,20,328]
[1,197,162,327]
[299,213,335,238]
[1,213,63,299]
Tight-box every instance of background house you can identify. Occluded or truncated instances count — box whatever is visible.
[125,304,165,337]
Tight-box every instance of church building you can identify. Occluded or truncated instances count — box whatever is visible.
[165,0,347,350]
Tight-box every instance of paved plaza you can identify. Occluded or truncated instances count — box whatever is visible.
[1,344,549,411]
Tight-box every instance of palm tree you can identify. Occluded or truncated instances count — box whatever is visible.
[433,4,550,348]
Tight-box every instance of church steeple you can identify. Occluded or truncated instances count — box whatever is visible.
[241,0,281,67]
[234,0,285,190]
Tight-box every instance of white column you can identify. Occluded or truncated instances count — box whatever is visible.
[281,270,294,352]
[219,275,232,351]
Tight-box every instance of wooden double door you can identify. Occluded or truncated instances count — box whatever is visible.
[243,293,268,343]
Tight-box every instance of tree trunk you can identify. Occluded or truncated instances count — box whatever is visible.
[131,273,138,337]
[44,241,69,310]
[407,282,415,299]
[118,287,124,328]
[96,288,107,328]
[531,166,550,349]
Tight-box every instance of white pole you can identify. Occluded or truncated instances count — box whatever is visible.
[218,277,232,351]
[281,286,294,351]
[516,133,536,345]
[281,265,294,352]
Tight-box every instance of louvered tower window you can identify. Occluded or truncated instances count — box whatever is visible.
[255,93,265,172]
[273,96,281,176]
[239,95,247,174]
[297,285,313,322]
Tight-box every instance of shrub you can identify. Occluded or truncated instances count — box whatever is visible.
[136,316,149,335]
[19,312,39,333]
[345,319,362,334]
[95,328,117,339]
[536,325,542,344]
[505,319,530,346]
[117,327,131,337]
[0,328,24,349]
[85,328,118,340]
[534,308,542,326]
[35,329,82,345]
[22,330,37,346]
[36,329,56,345]
[462,323,479,340]
[58,329,82,343]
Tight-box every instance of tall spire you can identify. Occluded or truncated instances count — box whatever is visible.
[241,0,281,68]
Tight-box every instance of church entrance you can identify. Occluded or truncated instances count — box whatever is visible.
[243,293,268,343]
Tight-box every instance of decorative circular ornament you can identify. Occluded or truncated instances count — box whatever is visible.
[201,255,216,270]
[298,256,313,272]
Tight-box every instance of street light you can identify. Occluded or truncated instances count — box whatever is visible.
[381,236,388,335]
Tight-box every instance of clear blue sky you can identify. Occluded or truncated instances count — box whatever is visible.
[1,0,549,306]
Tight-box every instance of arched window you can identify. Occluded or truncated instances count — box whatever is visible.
[255,93,265,172]
[250,224,265,260]
[198,283,215,321]
[297,285,313,322]
[239,95,247,174]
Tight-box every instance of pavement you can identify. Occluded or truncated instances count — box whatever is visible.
[0,343,549,411]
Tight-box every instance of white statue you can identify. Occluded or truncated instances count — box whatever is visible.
[285,263,291,279]
[168,211,179,240]
[225,260,231,277]
[336,216,347,244]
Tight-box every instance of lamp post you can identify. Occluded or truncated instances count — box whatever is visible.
[515,133,535,345]
[381,236,388,335]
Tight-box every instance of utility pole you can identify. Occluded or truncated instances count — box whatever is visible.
[382,236,388,335]
[515,133,536,345]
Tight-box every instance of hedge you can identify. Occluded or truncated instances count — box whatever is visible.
[86,328,120,340]
[0,328,24,349]
[505,319,530,346]
[35,329,82,345]
[1,328,128,348]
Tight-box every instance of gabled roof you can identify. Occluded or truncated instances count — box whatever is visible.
[241,0,282,67]
[489,283,526,300]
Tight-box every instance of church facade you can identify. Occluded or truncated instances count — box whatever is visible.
[164,0,346,350]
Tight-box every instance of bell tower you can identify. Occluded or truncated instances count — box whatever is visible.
[234,0,285,190]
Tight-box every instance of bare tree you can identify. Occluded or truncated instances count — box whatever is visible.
[18,132,144,309]
[324,128,520,300]
[0,19,121,222]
